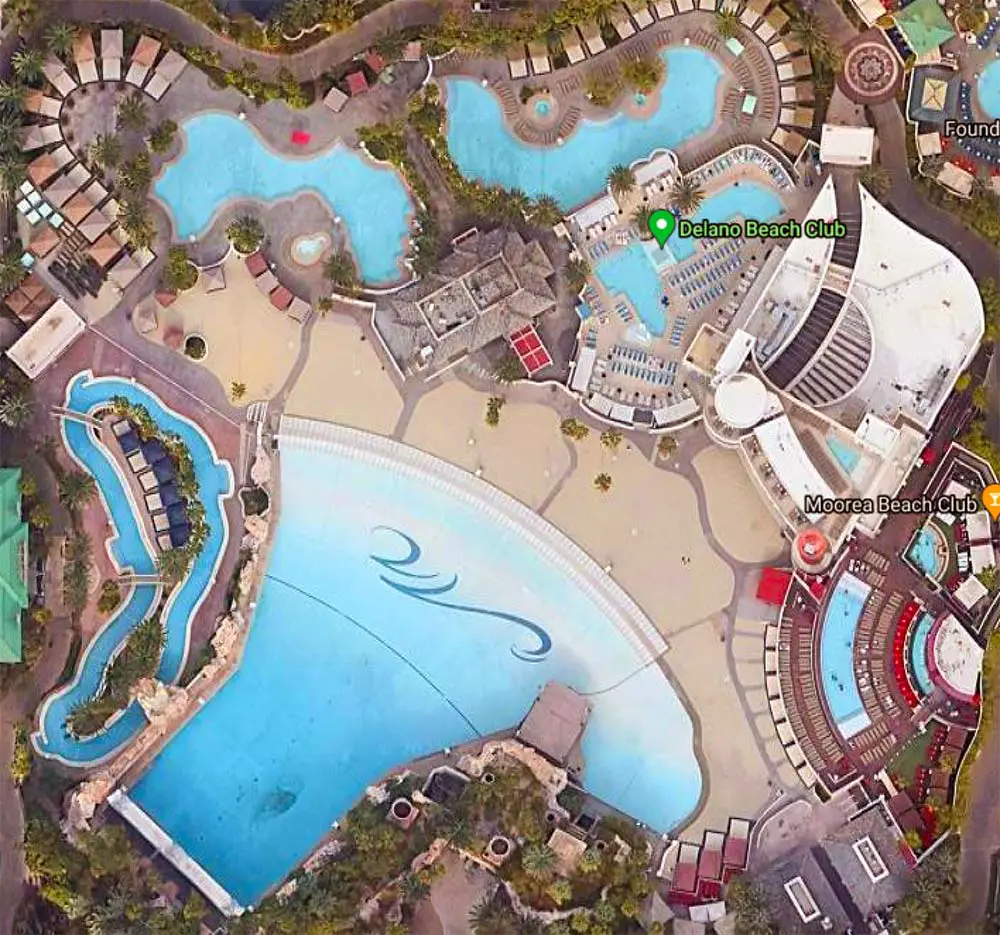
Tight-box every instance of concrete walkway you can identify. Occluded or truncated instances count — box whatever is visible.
[58,0,441,80]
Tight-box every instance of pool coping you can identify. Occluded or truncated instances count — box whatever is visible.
[150,109,416,289]
[33,371,235,769]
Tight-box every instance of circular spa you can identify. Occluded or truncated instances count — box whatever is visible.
[290,231,331,267]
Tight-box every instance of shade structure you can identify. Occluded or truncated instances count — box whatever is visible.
[44,171,84,208]
[254,269,278,294]
[269,284,293,310]
[62,190,95,225]
[50,144,73,168]
[203,265,226,293]
[287,296,311,323]
[28,224,60,258]
[245,252,268,277]
[79,209,112,243]
[345,71,368,95]
[20,123,61,151]
[101,28,123,59]
[323,86,347,112]
[87,232,122,268]
[155,49,187,83]
[27,152,58,186]
[22,90,61,119]
[132,35,161,67]
[107,252,141,289]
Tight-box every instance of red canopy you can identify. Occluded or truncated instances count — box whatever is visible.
[290,130,311,146]
[757,567,792,606]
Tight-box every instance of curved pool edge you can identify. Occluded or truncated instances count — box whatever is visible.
[33,371,235,769]
[150,109,417,289]
[278,415,706,832]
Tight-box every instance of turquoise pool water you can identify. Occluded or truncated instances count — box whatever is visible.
[820,572,871,739]
[153,113,413,284]
[534,98,552,116]
[911,612,936,697]
[908,527,944,579]
[130,428,703,905]
[978,60,1000,119]
[444,48,723,209]
[34,373,233,766]
[827,435,861,475]
[595,183,784,333]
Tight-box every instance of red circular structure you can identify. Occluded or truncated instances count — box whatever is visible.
[795,528,830,566]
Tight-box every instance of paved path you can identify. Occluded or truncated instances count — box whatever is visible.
[59,0,441,80]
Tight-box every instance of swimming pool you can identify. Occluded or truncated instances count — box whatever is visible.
[910,612,936,697]
[820,572,872,739]
[129,421,703,905]
[444,47,723,209]
[978,60,1000,119]
[594,183,784,333]
[908,526,945,579]
[33,373,233,766]
[153,113,413,284]
[827,435,861,476]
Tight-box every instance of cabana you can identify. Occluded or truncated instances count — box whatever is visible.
[675,0,694,13]
[780,105,815,128]
[579,21,606,54]
[151,459,176,486]
[5,299,85,379]
[28,225,59,258]
[20,123,61,151]
[203,264,226,293]
[771,126,808,158]
[87,232,122,269]
[144,49,187,101]
[269,284,293,311]
[165,503,189,528]
[287,296,311,323]
[765,8,789,37]
[254,269,279,295]
[323,85,348,113]
[627,0,654,26]
[107,252,142,289]
[27,152,58,186]
[126,35,161,87]
[41,171,82,207]
[22,90,61,119]
[562,30,585,63]
[740,0,768,27]
[754,17,776,42]
[128,450,149,473]
[245,252,268,277]
[74,31,99,84]
[100,29,123,81]
[653,0,675,17]
[79,209,113,243]
[42,57,77,97]
[527,42,551,75]
[611,9,636,38]
[345,70,368,96]
[507,45,529,79]
[770,40,791,59]
[779,55,812,80]
[57,189,93,225]
[50,145,74,169]
[168,524,191,549]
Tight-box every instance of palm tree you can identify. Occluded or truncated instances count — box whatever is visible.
[632,204,653,237]
[230,381,247,401]
[226,215,265,254]
[0,81,25,115]
[565,257,590,294]
[608,163,635,198]
[529,194,562,228]
[715,8,742,39]
[4,0,42,33]
[11,48,44,86]
[501,187,531,222]
[859,164,891,203]
[119,151,152,193]
[0,158,27,202]
[0,391,33,429]
[401,873,431,905]
[921,153,945,178]
[521,843,556,880]
[955,0,987,31]
[45,23,77,58]
[58,471,96,511]
[469,898,516,935]
[594,472,613,492]
[0,251,25,292]
[621,56,663,94]
[324,249,359,292]
[116,92,148,133]
[669,176,705,216]
[89,133,122,171]
[789,11,835,65]
[119,198,154,250]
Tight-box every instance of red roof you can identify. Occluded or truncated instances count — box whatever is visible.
[270,285,293,310]
[756,567,792,606]
[671,861,698,894]
[508,323,552,376]
[365,50,385,73]
[722,835,748,869]
[245,252,268,277]
[345,71,368,96]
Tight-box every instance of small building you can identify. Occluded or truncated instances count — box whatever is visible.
[893,0,956,59]
[820,124,875,166]
[515,681,591,767]
[6,299,86,379]
[345,70,368,96]
[323,85,348,113]
[0,469,28,663]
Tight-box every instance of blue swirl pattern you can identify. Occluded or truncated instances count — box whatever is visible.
[370,527,553,662]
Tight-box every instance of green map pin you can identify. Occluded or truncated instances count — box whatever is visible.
[648,209,676,247]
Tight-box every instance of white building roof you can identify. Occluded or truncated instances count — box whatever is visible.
[570,193,620,230]
[855,412,900,458]
[848,187,983,429]
[6,299,85,378]
[716,372,768,429]
[967,510,992,542]
[938,161,974,197]
[932,615,983,699]
[634,149,679,185]
[971,542,995,573]
[570,345,597,393]
[713,328,755,382]
[954,574,988,609]
[754,414,835,519]
[820,124,875,166]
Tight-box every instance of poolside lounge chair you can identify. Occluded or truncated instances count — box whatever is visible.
[156,533,172,551]
[152,512,171,532]
[43,57,78,98]
[137,470,159,492]
[507,45,529,79]
[527,42,551,75]
[74,31,99,84]
[126,35,161,88]
[611,9,636,38]
[563,29,586,63]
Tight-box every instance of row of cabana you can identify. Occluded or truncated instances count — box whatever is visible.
[112,421,193,551]
[245,252,313,324]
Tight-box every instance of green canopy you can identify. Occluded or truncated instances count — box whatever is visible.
[0,468,28,663]
[895,0,956,57]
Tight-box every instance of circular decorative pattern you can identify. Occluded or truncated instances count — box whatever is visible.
[841,40,901,103]
[526,92,559,127]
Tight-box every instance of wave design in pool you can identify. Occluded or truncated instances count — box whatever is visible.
[33,372,233,766]
[129,427,703,906]
[444,47,723,209]
[153,112,414,284]
[373,527,552,662]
